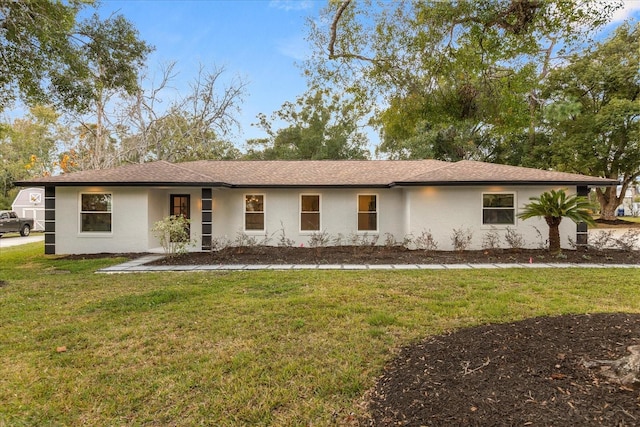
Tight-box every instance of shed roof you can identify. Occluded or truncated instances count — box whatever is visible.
[16,159,617,188]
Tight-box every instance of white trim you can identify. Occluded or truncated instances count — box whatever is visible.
[243,193,265,232]
[299,193,321,233]
[481,192,516,228]
[357,193,379,233]
[79,192,113,235]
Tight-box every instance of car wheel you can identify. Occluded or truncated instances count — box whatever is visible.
[20,224,31,237]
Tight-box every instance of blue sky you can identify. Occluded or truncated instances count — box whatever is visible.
[97,0,324,145]
[95,0,640,150]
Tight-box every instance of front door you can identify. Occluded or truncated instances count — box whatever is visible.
[170,194,190,240]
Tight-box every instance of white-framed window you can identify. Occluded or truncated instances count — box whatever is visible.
[244,194,265,231]
[357,194,378,232]
[482,193,515,225]
[300,194,321,232]
[80,193,112,232]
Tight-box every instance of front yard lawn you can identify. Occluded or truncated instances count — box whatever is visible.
[1,243,639,425]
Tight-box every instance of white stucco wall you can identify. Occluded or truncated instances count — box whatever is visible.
[210,188,405,247]
[55,187,151,254]
[404,185,577,250]
[147,188,202,252]
[53,185,581,253]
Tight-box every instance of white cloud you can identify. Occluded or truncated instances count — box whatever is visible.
[269,0,315,12]
[276,35,310,61]
[610,0,640,22]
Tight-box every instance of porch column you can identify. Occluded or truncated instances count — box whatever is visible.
[44,186,56,254]
[576,186,589,249]
[201,188,212,251]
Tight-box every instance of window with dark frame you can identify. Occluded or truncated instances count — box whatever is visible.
[300,194,320,231]
[357,194,377,231]
[245,194,265,231]
[482,193,515,225]
[80,193,112,232]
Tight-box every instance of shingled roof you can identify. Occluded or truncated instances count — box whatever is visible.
[16,159,617,187]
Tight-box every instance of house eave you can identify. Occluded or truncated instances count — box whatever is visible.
[394,180,619,187]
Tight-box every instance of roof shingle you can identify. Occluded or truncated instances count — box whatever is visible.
[16,159,617,187]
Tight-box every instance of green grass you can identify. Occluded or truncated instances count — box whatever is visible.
[1,243,640,425]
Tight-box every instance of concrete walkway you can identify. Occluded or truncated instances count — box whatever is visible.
[0,233,44,248]
[97,254,640,273]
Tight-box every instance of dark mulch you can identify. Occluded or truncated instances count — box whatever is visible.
[149,246,640,265]
[364,313,640,426]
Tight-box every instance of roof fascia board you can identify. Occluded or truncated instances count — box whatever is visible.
[394,180,618,187]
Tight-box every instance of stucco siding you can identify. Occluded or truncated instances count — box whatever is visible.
[55,187,150,254]
[405,186,578,250]
[210,188,405,247]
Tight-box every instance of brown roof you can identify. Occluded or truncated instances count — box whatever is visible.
[16,159,617,187]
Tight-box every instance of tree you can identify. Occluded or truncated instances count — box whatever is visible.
[0,1,90,112]
[0,106,67,207]
[245,89,369,160]
[305,0,621,162]
[518,189,596,254]
[120,63,246,163]
[60,13,152,170]
[542,23,640,220]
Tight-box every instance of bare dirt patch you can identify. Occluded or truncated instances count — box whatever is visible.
[364,313,640,426]
[149,246,640,266]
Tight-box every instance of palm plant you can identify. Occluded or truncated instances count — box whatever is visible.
[518,189,596,254]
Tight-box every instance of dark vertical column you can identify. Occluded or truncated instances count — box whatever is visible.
[44,186,56,254]
[201,188,212,251]
[576,186,589,249]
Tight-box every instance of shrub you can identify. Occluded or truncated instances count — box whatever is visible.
[308,230,331,248]
[504,227,525,250]
[451,228,473,251]
[210,236,231,252]
[151,215,192,256]
[588,230,614,251]
[414,230,438,251]
[277,221,295,247]
[481,227,501,251]
[614,229,640,252]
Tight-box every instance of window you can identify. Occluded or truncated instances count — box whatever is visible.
[81,193,112,232]
[358,194,377,231]
[244,194,264,231]
[300,194,320,231]
[482,193,515,225]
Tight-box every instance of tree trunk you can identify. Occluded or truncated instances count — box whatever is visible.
[596,186,625,221]
[584,345,640,387]
[545,217,562,254]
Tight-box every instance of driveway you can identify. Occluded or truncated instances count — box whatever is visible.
[0,233,44,248]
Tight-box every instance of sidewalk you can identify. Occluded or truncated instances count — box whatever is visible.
[97,254,640,273]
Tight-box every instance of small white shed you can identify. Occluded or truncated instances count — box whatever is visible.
[11,187,45,231]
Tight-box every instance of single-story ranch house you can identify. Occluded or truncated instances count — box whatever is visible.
[17,159,617,255]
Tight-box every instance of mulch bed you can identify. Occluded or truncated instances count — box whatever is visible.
[364,313,640,426]
[149,246,640,265]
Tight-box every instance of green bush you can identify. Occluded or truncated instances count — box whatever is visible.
[151,215,192,256]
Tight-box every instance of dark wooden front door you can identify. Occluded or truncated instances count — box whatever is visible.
[170,194,190,240]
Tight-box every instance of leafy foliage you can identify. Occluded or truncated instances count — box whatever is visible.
[543,23,640,219]
[518,189,596,254]
[305,0,621,163]
[245,89,369,160]
[151,215,192,256]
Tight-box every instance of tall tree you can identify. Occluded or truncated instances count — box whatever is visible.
[543,23,640,220]
[246,89,369,160]
[0,0,91,112]
[305,0,621,162]
[0,106,67,207]
[120,63,246,163]
[60,13,152,170]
